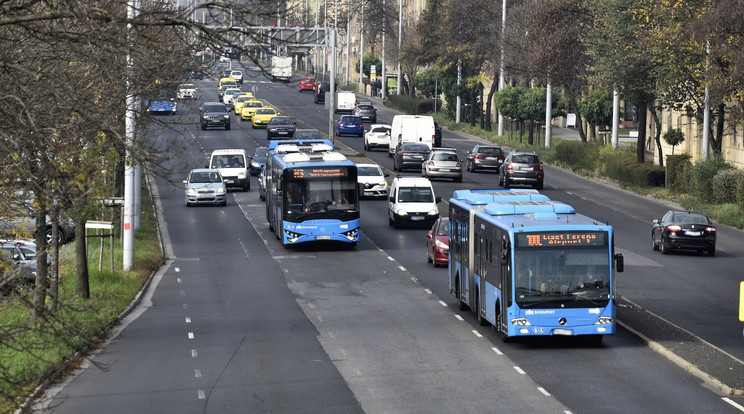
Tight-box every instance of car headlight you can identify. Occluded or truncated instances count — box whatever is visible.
[251,161,260,168]
[187,188,197,196]
[378,182,388,188]
[237,172,246,179]
[427,209,439,216]
[396,209,408,216]
[435,239,448,249]
[217,186,225,194]
[223,114,229,119]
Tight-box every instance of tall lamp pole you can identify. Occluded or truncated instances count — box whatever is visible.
[497,0,506,136]
[359,0,364,89]
[381,0,386,100]
[396,0,402,95]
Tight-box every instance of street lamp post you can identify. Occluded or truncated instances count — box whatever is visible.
[396,0,401,95]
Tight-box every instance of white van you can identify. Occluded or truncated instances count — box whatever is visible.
[207,149,250,191]
[387,176,441,228]
[388,115,436,157]
[335,91,357,113]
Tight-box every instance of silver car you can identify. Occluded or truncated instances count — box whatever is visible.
[421,148,463,182]
[184,168,227,207]
[356,163,389,199]
[0,239,47,284]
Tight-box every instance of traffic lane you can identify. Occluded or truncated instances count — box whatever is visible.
[542,164,744,363]
[238,198,570,414]
[357,190,740,413]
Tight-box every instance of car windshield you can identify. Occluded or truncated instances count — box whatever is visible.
[479,147,502,155]
[211,155,244,168]
[398,187,434,203]
[246,102,262,108]
[294,131,322,139]
[180,84,195,90]
[371,127,390,134]
[436,221,450,236]
[191,171,222,183]
[271,117,292,125]
[402,144,429,152]
[253,148,267,157]
[342,116,362,122]
[512,154,539,163]
[204,104,226,112]
[433,153,458,161]
[358,166,382,176]
[257,109,275,115]
[672,212,709,224]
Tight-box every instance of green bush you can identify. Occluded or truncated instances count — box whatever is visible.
[691,155,733,201]
[711,169,744,204]
[385,94,434,114]
[603,146,664,186]
[665,154,692,192]
[738,175,744,211]
[554,141,601,172]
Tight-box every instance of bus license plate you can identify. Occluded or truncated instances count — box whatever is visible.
[553,329,573,336]
[316,235,332,240]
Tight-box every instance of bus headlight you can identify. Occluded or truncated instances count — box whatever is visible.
[511,318,531,326]
[342,228,359,241]
[595,317,614,325]
[284,230,301,243]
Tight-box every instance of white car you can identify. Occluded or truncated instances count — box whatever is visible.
[176,83,197,100]
[184,168,227,207]
[230,70,243,84]
[363,124,391,152]
[222,88,242,107]
[219,55,231,62]
[387,176,441,228]
[356,163,389,199]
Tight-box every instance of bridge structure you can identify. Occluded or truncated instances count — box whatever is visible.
[208,26,328,53]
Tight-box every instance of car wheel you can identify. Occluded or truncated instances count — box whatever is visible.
[364,142,369,151]
[201,124,206,130]
[454,176,462,183]
[660,237,669,254]
[707,246,716,256]
[503,177,510,189]
[535,182,544,190]
[221,200,227,206]
[393,161,398,171]
[186,201,192,207]
[225,124,231,130]
[498,173,503,186]
[46,227,65,245]
[426,247,432,264]
[388,214,394,227]
[652,234,659,250]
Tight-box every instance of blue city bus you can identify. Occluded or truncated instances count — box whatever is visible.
[449,192,624,342]
[265,139,360,247]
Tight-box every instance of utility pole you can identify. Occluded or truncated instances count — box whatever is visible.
[123,0,140,271]
[497,0,506,136]
[396,0,402,95]
[456,58,461,123]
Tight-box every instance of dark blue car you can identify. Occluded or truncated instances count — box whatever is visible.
[336,115,364,137]
[250,147,267,176]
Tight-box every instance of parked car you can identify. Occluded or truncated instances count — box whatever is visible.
[499,151,543,189]
[336,115,364,137]
[466,145,505,172]
[426,217,450,266]
[393,142,431,172]
[421,148,463,182]
[0,202,76,245]
[252,107,280,128]
[184,168,227,207]
[250,147,268,176]
[199,102,231,130]
[240,100,263,121]
[353,102,377,122]
[0,239,49,283]
[266,115,296,139]
[299,77,317,92]
[293,129,323,140]
[651,211,717,256]
[364,124,391,152]
[356,163,389,199]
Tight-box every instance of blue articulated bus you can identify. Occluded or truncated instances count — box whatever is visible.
[449,190,624,342]
[265,139,360,247]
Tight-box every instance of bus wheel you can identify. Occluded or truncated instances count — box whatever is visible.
[456,279,468,311]
[476,294,489,326]
[496,305,511,342]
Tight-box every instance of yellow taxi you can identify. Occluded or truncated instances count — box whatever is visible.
[251,107,280,128]
[218,76,236,90]
[240,100,264,121]
[233,94,255,115]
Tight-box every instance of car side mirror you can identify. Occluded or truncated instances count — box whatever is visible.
[435,196,442,203]
[652,219,659,224]
[615,253,624,272]
[426,232,433,239]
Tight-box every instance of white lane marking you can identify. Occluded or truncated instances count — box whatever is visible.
[514,366,526,375]
[723,397,744,412]
[538,387,551,396]
[472,330,483,338]
[197,389,205,399]
[194,369,202,378]
[454,315,464,321]
[410,277,418,283]
[188,332,194,339]
[185,317,191,323]
[438,300,447,306]
[180,290,186,296]
[491,347,503,356]
[175,267,180,272]
[191,349,198,358]
[387,256,395,261]
[424,288,432,294]
[183,303,188,310]
[398,265,407,271]
[177,278,182,283]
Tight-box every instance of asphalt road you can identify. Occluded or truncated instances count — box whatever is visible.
[31,62,744,413]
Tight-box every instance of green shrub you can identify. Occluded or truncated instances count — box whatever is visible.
[554,141,601,172]
[691,155,733,201]
[665,154,692,192]
[738,175,744,211]
[602,146,664,186]
[711,169,744,204]
[385,94,434,114]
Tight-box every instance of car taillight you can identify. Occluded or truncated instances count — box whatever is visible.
[506,162,513,170]
[667,225,682,232]
[705,227,716,233]
[455,161,461,167]
[338,122,343,127]
[537,162,544,171]
[475,154,484,160]
[427,161,435,166]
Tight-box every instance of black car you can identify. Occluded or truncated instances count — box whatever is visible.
[652,211,717,256]
[466,145,505,172]
[434,122,442,147]
[199,102,231,130]
[314,82,330,104]
[393,143,431,172]
[249,147,267,176]
[266,116,296,140]
[499,151,543,189]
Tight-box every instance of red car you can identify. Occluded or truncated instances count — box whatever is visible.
[299,77,317,92]
[426,217,450,267]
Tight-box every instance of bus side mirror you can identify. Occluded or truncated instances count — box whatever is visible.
[615,253,624,272]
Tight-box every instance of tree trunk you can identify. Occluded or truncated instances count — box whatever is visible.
[31,203,49,323]
[485,71,498,132]
[636,101,648,163]
[75,214,90,299]
[649,106,664,167]
[47,209,60,313]
[712,103,724,154]
[528,120,535,145]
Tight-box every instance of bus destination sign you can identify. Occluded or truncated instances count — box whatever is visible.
[292,167,349,179]
[516,231,607,248]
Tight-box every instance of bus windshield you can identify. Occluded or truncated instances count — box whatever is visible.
[514,247,610,308]
[284,179,357,215]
